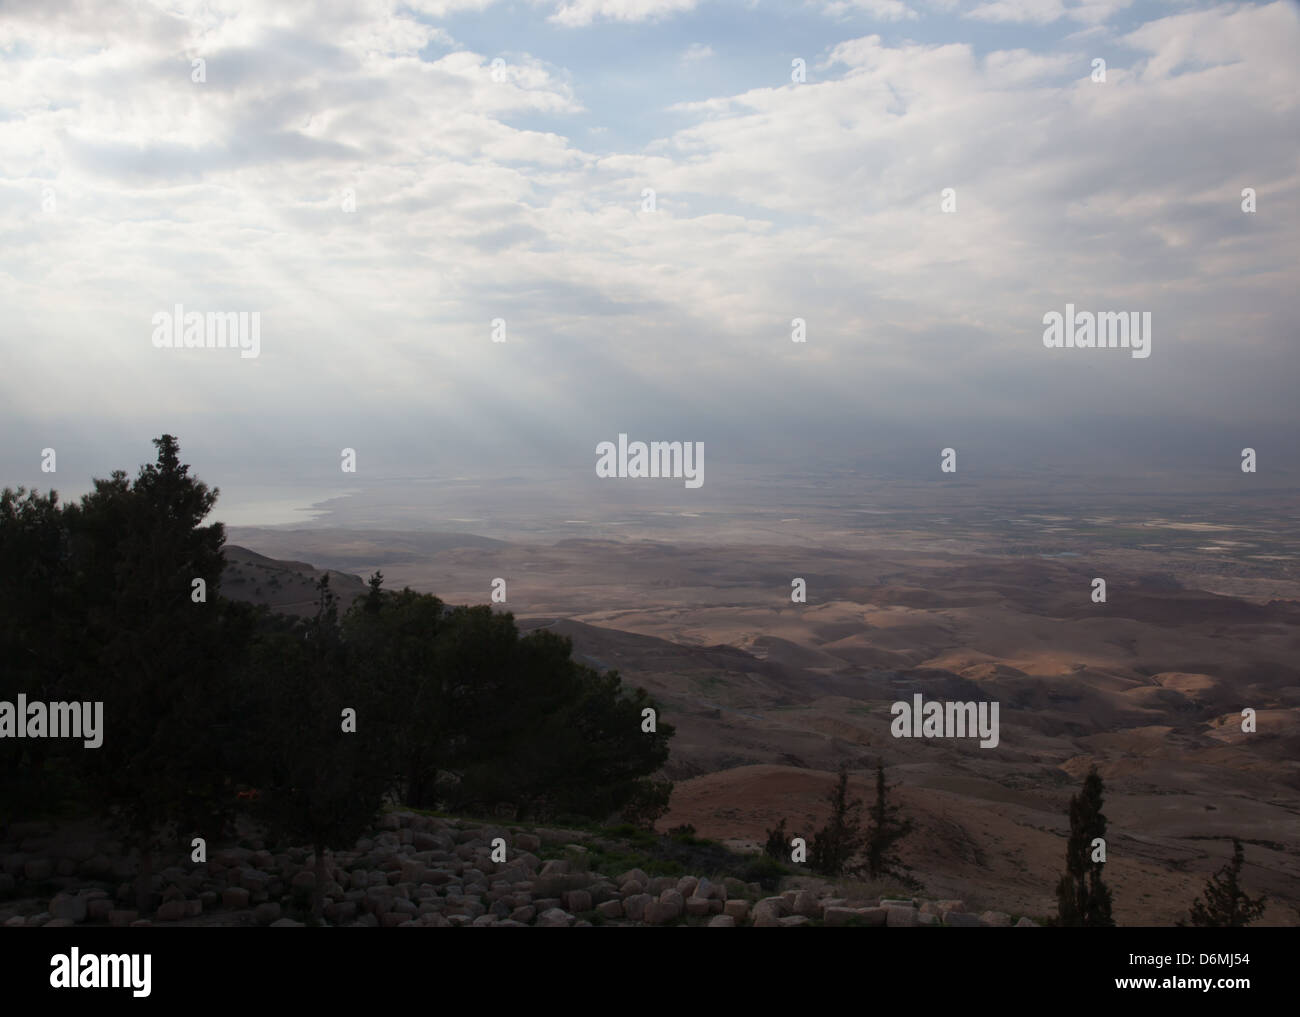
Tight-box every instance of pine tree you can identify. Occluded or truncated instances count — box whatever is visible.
[1179,839,1266,927]
[363,570,385,613]
[619,777,674,831]
[1054,766,1115,926]
[764,818,790,862]
[0,486,79,815]
[68,435,235,912]
[811,763,866,876]
[864,760,913,879]
[250,574,395,922]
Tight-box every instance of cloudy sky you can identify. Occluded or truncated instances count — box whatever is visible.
[1,0,1297,505]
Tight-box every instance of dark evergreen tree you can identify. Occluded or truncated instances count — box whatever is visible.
[345,582,448,807]
[1179,839,1266,927]
[1054,766,1115,927]
[363,570,385,613]
[1,436,680,912]
[864,759,913,879]
[248,574,395,922]
[348,593,675,823]
[764,817,790,862]
[810,763,865,876]
[440,611,673,822]
[65,436,236,911]
[0,486,79,816]
[619,776,674,831]
[539,662,673,824]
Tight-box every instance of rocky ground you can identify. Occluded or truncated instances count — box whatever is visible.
[1,812,1037,928]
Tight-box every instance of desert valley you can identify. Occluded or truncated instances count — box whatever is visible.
[219,472,1300,925]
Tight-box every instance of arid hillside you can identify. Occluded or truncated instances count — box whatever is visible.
[226,528,1300,925]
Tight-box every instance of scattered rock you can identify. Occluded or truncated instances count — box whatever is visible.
[685,896,712,918]
[49,893,88,923]
[723,900,750,921]
[756,896,790,918]
[513,833,541,853]
[792,890,821,919]
[596,900,623,919]
[645,900,680,925]
[722,878,749,899]
[155,900,186,922]
[622,894,652,922]
[10,815,1041,931]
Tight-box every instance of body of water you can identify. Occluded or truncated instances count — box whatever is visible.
[213,486,361,526]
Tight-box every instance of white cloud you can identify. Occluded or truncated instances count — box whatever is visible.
[963,0,1134,24]
[0,0,1296,468]
[964,0,1066,24]
[547,0,699,26]
[821,0,920,21]
[404,0,501,14]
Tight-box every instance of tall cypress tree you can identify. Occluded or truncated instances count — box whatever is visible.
[1055,766,1115,926]
[864,760,912,880]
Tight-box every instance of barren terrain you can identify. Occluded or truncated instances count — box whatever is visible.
[226,485,1300,925]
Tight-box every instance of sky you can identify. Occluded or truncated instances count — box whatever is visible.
[1,0,1297,508]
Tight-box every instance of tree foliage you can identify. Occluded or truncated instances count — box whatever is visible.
[345,588,674,823]
[810,763,865,877]
[0,435,677,918]
[0,486,78,814]
[1054,765,1115,927]
[244,575,393,919]
[763,817,789,863]
[1179,839,1266,927]
[863,760,913,880]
